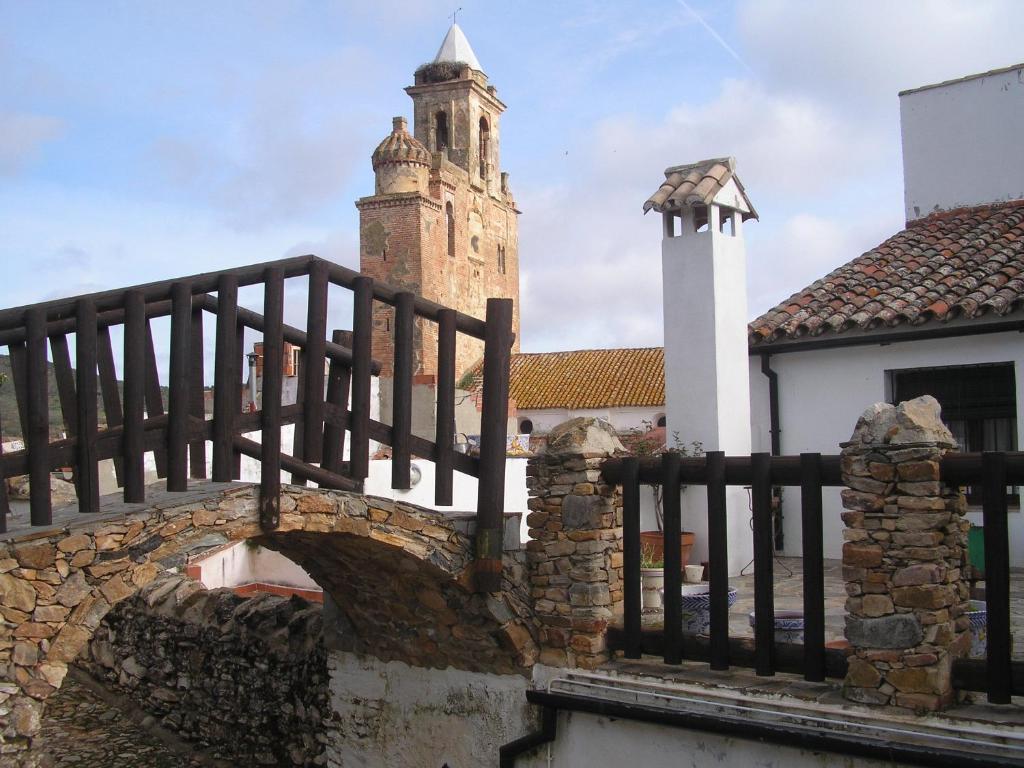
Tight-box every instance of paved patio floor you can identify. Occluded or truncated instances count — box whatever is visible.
[713,556,1023,656]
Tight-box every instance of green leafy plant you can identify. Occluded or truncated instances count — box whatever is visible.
[640,544,664,570]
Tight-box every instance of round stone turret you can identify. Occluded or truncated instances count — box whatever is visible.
[371,117,431,195]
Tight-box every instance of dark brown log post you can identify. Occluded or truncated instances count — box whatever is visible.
[474,298,514,592]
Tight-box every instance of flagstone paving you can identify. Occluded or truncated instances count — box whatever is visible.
[652,557,1024,656]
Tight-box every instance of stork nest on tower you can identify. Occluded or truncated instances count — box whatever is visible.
[414,60,468,84]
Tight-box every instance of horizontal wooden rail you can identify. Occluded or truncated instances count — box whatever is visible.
[603,452,1024,487]
[0,299,173,347]
[606,627,851,680]
[602,454,845,487]
[193,293,382,376]
[0,255,318,331]
[0,400,482,481]
[606,448,1021,702]
[1,253,512,593]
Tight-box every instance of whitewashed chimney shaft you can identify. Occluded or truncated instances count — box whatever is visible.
[650,158,757,574]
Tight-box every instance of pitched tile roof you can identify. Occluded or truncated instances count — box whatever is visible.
[499,348,665,410]
[644,157,757,220]
[749,200,1024,347]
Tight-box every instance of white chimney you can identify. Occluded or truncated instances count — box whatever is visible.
[645,157,757,575]
[900,63,1024,222]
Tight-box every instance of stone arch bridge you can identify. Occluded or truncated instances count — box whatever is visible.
[0,482,537,766]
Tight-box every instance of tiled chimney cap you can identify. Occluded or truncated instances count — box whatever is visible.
[644,156,757,220]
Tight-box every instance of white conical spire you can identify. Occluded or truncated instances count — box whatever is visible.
[433,23,482,71]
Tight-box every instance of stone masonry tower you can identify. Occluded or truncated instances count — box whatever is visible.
[357,23,520,380]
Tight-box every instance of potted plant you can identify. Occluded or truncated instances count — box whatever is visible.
[640,544,665,610]
[628,423,703,570]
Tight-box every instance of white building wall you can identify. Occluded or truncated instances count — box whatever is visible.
[749,330,1024,566]
[900,64,1024,221]
[325,651,534,768]
[517,406,663,436]
[193,542,320,591]
[519,710,915,768]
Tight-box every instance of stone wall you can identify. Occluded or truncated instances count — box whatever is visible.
[526,418,625,669]
[0,482,536,766]
[840,397,972,711]
[79,573,328,766]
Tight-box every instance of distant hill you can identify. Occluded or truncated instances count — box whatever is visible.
[0,354,203,442]
[0,355,69,440]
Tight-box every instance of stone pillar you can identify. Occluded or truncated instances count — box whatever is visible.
[840,396,971,711]
[525,418,624,670]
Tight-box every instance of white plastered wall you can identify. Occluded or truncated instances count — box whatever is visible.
[517,406,664,436]
[901,65,1024,222]
[748,330,1024,566]
[325,651,534,768]
[518,710,915,768]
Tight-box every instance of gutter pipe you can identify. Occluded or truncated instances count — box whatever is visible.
[760,353,783,550]
[498,706,557,767]
[760,353,780,456]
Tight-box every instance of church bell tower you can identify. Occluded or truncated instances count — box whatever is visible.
[356,23,520,381]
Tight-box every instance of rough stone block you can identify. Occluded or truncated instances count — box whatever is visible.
[569,583,610,607]
[892,564,944,587]
[847,475,894,494]
[895,512,950,531]
[561,495,606,530]
[892,530,945,547]
[843,543,883,568]
[846,657,882,687]
[841,489,885,512]
[862,594,894,617]
[14,544,55,570]
[896,481,942,496]
[893,585,953,610]
[846,614,922,649]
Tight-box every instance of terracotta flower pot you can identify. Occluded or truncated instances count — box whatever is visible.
[639,530,696,569]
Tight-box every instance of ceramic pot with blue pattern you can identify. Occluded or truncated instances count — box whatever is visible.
[679,584,738,634]
[966,600,987,659]
[749,610,805,644]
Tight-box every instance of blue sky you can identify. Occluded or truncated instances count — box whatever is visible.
[3,0,1023,354]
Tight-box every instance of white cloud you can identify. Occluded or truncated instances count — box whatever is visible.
[739,0,1024,115]
[150,46,381,229]
[518,76,892,351]
[0,112,63,176]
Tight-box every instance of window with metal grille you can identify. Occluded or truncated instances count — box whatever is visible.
[887,362,1018,506]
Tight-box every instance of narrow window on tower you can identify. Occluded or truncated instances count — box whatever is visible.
[435,111,449,152]
[446,202,455,257]
[478,117,490,179]
[497,245,506,274]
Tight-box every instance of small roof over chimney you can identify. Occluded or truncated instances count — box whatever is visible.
[643,157,757,220]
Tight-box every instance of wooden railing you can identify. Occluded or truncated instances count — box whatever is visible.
[0,255,513,589]
[601,451,1021,703]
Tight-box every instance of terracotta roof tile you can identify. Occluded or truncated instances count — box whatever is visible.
[643,157,758,220]
[749,201,1024,346]
[476,348,665,410]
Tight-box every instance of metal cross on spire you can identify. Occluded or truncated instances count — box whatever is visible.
[450,7,462,24]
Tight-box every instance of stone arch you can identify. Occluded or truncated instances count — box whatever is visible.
[0,484,537,766]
